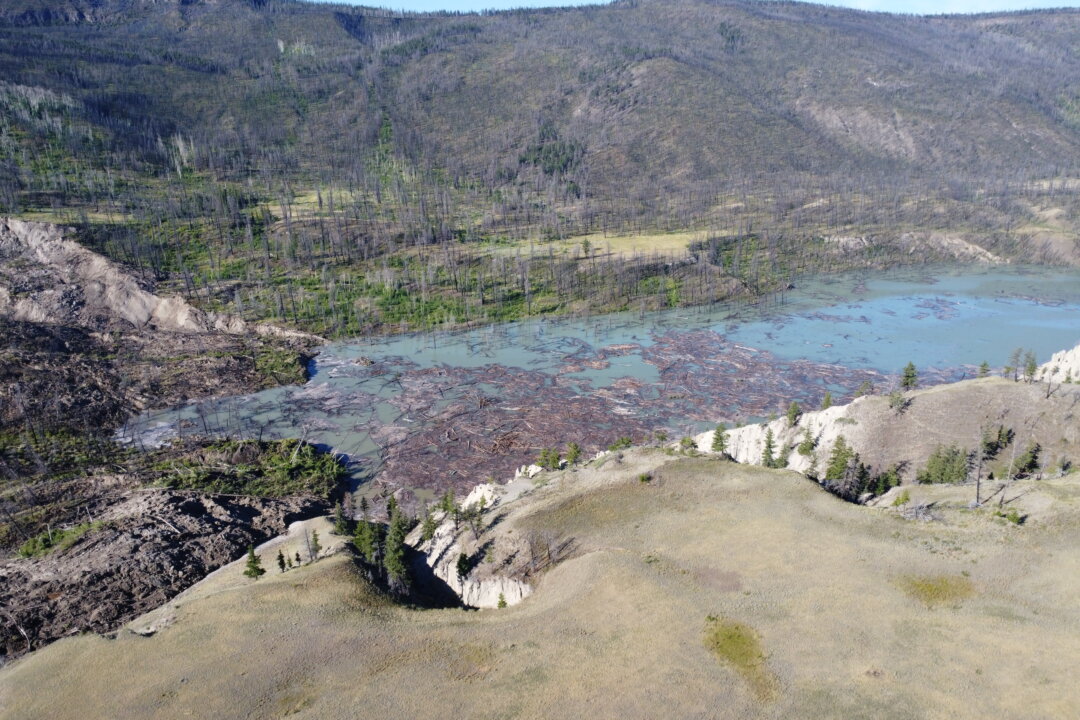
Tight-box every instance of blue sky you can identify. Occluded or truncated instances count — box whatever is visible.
[338,0,1079,14]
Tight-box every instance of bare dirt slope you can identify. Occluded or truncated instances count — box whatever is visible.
[0,218,309,339]
[3,450,1077,719]
[0,218,319,416]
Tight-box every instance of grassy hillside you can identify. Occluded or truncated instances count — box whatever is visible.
[0,0,1078,335]
[3,450,1078,718]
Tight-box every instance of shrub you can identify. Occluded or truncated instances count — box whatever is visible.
[995,508,1024,525]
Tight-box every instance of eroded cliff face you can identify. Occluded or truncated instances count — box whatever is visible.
[1039,342,1080,384]
[406,484,532,609]
[696,402,868,477]
[694,374,1080,492]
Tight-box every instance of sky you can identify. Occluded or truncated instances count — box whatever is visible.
[349,0,1080,14]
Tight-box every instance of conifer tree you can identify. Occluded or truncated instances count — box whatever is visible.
[566,442,582,465]
[786,401,801,427]
[825,436,854,482]
[310,530,321,560]
[900,362,918,390]
[1008,347,1023,381]
[276,549,286,573]
[383,510,410,589]
[353,520,379,564]
[243,545,265,579]
[1023,351,1037,383]
[711,423,727,453]
[333,502,348,535]
[421,510,437,542]
[761,428,776,468]
[821,391,833,409]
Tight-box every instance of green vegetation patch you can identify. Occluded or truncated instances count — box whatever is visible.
[898,574,975,608]
[17,521,105,558]
[704,616,776,701]
[254,348,308,386]
[154,439,344,498]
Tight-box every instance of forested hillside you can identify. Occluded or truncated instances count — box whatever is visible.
[2,0,1079,334]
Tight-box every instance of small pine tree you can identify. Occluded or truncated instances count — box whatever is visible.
[1008,347,1024,381]
[821,391,833,410]
[1023,351,1037,383]
[900,362,918,390]
[824,436,854,482]
[711,423,727,453]
[421,511,437,542]
[294,551,302,566]
[796,426,816,456]
[353,521,379,564]
[456,551,470,580]
[786,401,801,427]
[276,549,286,573]
[761,428,776,468]
[333,502,348,535]
[243,545,265,579]
[286,554,294,569]
[978,361,990,378]
[309,530,322,560]
[854,381,873,398]
[497,592,507,609]
[359,496,370,518]
[566,442,582,465]
[384,511,410,589]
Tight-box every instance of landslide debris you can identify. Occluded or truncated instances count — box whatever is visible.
[0,437,341,662]
[0,489,326,660]
[0,219,321,553]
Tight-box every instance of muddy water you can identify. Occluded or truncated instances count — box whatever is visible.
[120,265,1080,502]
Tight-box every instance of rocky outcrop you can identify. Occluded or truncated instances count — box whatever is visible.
[696,401,868,476]
[407,483,532,609]
[1040,342,1080,384]
[0,490,326,661]
[695,371,1080,491]
[0,218,314,340]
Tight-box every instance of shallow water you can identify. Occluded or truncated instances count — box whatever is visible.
[120,265,1080,493]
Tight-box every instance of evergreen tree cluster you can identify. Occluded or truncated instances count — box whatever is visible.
[916,445,970,485]
[816,436,900,501]
[352,502,415,596]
